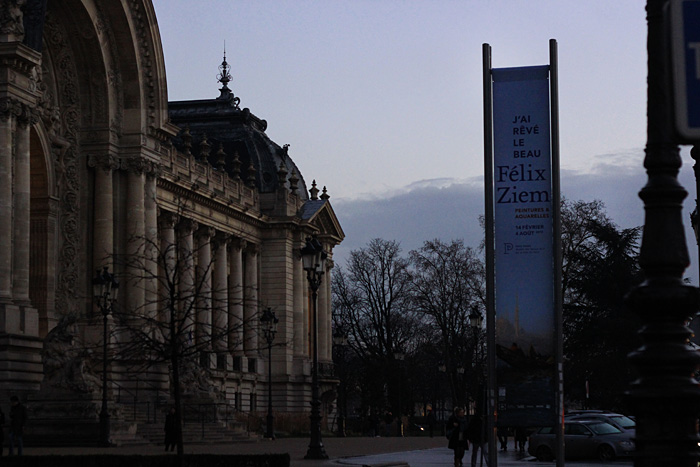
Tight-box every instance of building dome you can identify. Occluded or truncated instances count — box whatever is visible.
[167,54,308,199]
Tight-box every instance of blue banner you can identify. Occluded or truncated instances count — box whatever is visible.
[492,65,555,427]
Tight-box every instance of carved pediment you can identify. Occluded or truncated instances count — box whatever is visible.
[300,199,344,246]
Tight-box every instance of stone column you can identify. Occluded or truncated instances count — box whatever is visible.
[88,154,117,271]
[195,226,213,348]
[228,239,244,353]
[293,245,305,355]
[124,159,146,316]
[0,103,13,301]
[318,262,329,362]
[144,167,159,323]
[178,218,196,342]
[325,263,333,362]
[212,232,229,352]
[303,257,310,356]
[158,211,177,330]
[244,244,258,357]
[12,109,31,304]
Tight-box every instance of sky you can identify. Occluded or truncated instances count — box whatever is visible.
[152,1,700,284]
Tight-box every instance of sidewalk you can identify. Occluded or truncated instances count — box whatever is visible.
[17,436,633,467]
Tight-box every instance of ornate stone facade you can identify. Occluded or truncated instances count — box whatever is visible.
[0,0,343,442]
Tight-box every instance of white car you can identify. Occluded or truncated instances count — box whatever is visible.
[528,419,635,461]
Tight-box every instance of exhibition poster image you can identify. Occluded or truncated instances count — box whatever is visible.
[492,65,556,427]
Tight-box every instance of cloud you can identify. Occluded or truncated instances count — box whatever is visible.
[330,153,657,269]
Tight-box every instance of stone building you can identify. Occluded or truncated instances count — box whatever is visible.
[0,0,343,440]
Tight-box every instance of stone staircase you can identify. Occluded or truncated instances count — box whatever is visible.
[110,400,254,446]
[113,420,254,446]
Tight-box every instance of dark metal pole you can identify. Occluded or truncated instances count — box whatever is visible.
[482,42,498,467]
[627,1,700,465]
[99,308,110,446]
[266,338,274,439]
[336,343,346,437]
[690,147,700,345]
[305,277,328,459]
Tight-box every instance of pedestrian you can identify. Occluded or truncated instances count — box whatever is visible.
[497,425,508,451]
[164,407,177,452]
[447,407,469,467]
[426,406,436,438]
[383,411,393,437]
[467,414,487,467]
[9,395,26,456]
[0,405,5,456]
[514,426,527,453]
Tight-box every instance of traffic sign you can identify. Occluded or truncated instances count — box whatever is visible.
[671,0,700,141]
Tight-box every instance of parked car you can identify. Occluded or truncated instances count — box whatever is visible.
[566,412,636,433]
[528,419,635,461]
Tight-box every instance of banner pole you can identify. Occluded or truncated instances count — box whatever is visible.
[482,42,498,467]
[549,38,565,467]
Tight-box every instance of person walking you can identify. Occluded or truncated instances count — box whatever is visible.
[8,395,26,456]
[447,407,469,467]
[497,425,508,451]
[514,426,527,453]
[467,414,487,467]
[164,407,177,452]
[426,406,436,438]
[0,405,5,456]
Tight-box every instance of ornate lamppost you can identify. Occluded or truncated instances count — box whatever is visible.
[689,147,700,344]
[332,328,348,437]
[627,1,700,465]
[92,267,119,447]
[393,351,405,437]
[301,236,329,460]
[468,307,483,416]
[261,307,278,440]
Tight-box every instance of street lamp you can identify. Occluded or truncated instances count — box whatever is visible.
[92,267,119,447]
[393,351,405,437]
[332,329,348,437]
[260,307,278,440]
[468,306,483,416]
[469,306,483,329]
[626,2,700,464]
[689,147,700,344]
[301,236,329,460]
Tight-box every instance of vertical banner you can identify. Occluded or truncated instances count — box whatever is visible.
[491,65,556,428]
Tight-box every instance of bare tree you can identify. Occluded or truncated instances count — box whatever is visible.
[409,239,485,408]
[332,238,419,417]
[107,230,256,455]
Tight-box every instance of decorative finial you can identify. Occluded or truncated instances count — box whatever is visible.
[289,170,299,195]
[320,186,330,200]
[216,44,241,108]
[182,126,193,157]
[199,134,211,162]
[231,150,241,179]
[216,143,227,171]
[310,180,319,200]
[277,161,288,187]
[246,160,256,188]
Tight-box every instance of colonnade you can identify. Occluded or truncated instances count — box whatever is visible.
[0,97,40,338]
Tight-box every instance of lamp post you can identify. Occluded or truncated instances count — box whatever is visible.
[689,147,700,345]
[261,307,278,440]
[626,1,700,465]
[468,307,483,416]
[332,329,348,437]
[301,236,329,460]
[393,351,405,437]
[92,267,119,447]
[438,363,446,426]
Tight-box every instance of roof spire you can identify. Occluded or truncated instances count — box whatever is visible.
[216,43,240,108]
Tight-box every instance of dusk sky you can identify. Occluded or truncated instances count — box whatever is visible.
[152,1,700,284]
